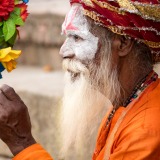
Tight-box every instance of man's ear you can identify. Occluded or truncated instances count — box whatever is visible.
[112,35,134,57]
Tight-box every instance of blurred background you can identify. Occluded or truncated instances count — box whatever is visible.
[0,0,160,160]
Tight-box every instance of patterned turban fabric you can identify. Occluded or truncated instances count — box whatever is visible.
[70,0,160,62]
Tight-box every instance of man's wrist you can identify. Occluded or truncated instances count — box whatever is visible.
[7,136,36,156]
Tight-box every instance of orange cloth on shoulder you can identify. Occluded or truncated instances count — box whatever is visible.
[13,143,53,160]
[93,78,160,160]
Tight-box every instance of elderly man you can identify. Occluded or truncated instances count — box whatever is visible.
[0,0,160,160]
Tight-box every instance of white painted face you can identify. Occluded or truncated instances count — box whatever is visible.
[60,4,99,61]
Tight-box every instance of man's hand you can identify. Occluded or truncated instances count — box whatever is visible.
[0,84,36,156]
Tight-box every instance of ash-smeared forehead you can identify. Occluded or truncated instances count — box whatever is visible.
[62,5,79,34]
[62,4,90,36]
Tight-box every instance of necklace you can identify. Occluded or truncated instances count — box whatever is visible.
[106,71,158,126]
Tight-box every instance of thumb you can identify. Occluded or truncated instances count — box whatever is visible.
[0,84,20,101]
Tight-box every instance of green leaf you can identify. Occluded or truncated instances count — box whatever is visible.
[3,18,16,41]
[0,38,4,45]
[8,31,17,46]
[10,12,18,21]
[15,17,24,26]
[0,26,4,40]
[0,22,3,27]
[0,26,3,35]
[14,8,21,16]
[10,12,24,26]
[14,0,20,5]
[0,41,8,49]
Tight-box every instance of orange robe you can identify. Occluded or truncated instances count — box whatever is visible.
[13,79,160,160]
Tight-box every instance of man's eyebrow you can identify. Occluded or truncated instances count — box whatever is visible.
[66,30,86,38]
[66,30,79,36]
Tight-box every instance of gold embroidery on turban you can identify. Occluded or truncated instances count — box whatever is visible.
[83,0,94,7]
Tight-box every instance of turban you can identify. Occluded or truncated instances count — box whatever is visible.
[70,0,160,62]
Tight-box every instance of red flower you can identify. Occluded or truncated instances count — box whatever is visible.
[0,0,14,21]
[16,3,29,22]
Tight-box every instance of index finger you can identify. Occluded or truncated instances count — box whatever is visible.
[0,84,20,101]
[0,90,8,105]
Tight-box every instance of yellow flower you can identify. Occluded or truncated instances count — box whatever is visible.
[0,47,21,72]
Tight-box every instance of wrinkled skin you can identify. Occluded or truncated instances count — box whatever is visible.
[0,84,36,156]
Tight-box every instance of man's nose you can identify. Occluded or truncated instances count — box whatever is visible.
[59,43,75,59]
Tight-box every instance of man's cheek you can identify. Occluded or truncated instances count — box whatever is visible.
[74,40,97,60]
[73,43,91,60]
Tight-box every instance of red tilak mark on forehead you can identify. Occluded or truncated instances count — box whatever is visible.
[63,6,79,33]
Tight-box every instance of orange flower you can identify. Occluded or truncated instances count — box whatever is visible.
[16,3,29,22]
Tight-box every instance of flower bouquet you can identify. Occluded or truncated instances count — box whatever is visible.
[0,0,29,78]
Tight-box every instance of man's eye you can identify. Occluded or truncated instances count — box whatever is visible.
[73,35,82,42]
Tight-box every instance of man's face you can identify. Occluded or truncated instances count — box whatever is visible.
[60,4,99,63]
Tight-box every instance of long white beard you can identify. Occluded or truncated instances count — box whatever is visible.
[60,59,113,160]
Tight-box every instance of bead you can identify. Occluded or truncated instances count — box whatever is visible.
[106,71,158,126]
[133,94,138,98]
[22,0,29,3]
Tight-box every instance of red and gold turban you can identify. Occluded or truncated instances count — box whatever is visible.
[70,0,160,62]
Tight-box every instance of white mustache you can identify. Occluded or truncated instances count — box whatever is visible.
[62,59,89,74]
